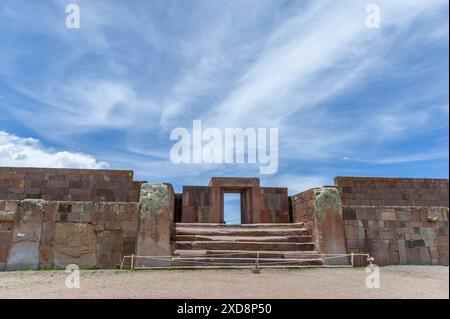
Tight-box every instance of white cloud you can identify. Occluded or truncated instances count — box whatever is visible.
[0,131,109,169]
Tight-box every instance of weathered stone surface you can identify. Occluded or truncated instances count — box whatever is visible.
[336,176,448,266]
[6,199,44,270]
[335,177,449,207]
[54,222,96,269]
[0,210,16,222]
[343,207,356,220]
[381,211,396,221]
[96,230,123,268]
[135,183,174,267]
[341,204,448,265]
[291,187,348,265]
[12,199,44,242]
[0,230,13,265]
[39,244,54,269]
[314,187,348,265]
[0,167,137,202]
[6,241,40,270]
[397,240,407,264]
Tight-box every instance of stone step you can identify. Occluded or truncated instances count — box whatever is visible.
[175,222,306,229]
[171,257,323,267]
[171,222,320,268]
[175,241,316,251]
[174,227,310,237]
[173,249,321,259]
[172,235,312,243]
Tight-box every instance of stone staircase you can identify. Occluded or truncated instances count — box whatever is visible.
[171,222,323,268]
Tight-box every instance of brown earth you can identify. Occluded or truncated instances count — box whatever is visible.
[0,266,447,299]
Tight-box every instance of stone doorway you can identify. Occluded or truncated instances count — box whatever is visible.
[223,193,241,224]
[209,177,261,224]
[180,177,289,224]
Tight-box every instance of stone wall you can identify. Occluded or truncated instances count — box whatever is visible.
[260,187,289,223]
[343,205,448,265]
[181,186,211,223]
[335,177,449,266]
[0,199,139,270]
[0,167,139,202]
[335,177,449,207]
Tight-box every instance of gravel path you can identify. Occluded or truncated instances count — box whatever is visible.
[0,266,447,299]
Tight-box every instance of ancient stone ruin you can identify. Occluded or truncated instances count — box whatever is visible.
[0,167,448,270]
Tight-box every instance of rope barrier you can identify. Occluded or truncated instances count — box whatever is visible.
[120,252,372,269]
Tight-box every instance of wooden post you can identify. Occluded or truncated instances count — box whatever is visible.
[131,254,134,270]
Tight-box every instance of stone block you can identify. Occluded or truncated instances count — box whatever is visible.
[357,226,366,239]
[121,211,134,222]
[96,230,123,268]
[122,221,138,236]
[40,220,56,244]
[12,200,44,242]
[420,227,437,240]
[406,239,425,248]
[438,226,448,236]
[396,211,412,222]
[0,210,16,222]
[6,241,40,270]
[122,237,136,257]
[369,240,390,265]
[6,200,44,270]
[345,225,357,240]
[427,210,441,222]
[39,244,54,269]
[419,247,431,264]
[135,183,174,267]
[390,251,399,264]
[398,240,407,264]
[0,231,13,262]
[342,207,356,220]
[53,222,96,269]
[381,211,396,221]
[406,247,422,264]
[5,201,19,213]
[429,246,440,259]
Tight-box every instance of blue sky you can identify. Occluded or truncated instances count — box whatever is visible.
[0,0,448,199]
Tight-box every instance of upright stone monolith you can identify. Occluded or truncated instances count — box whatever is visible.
[135,183,174,267]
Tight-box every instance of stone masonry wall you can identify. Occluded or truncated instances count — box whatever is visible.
[260,187,289,223]
[335,177,449,207]
[335,177,449,266]
[0,167,139,202]
[0,199,139,270]
[181,186,211,223]
[343,205,448,265]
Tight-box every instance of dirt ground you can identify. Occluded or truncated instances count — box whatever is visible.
[0,266,447,299]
